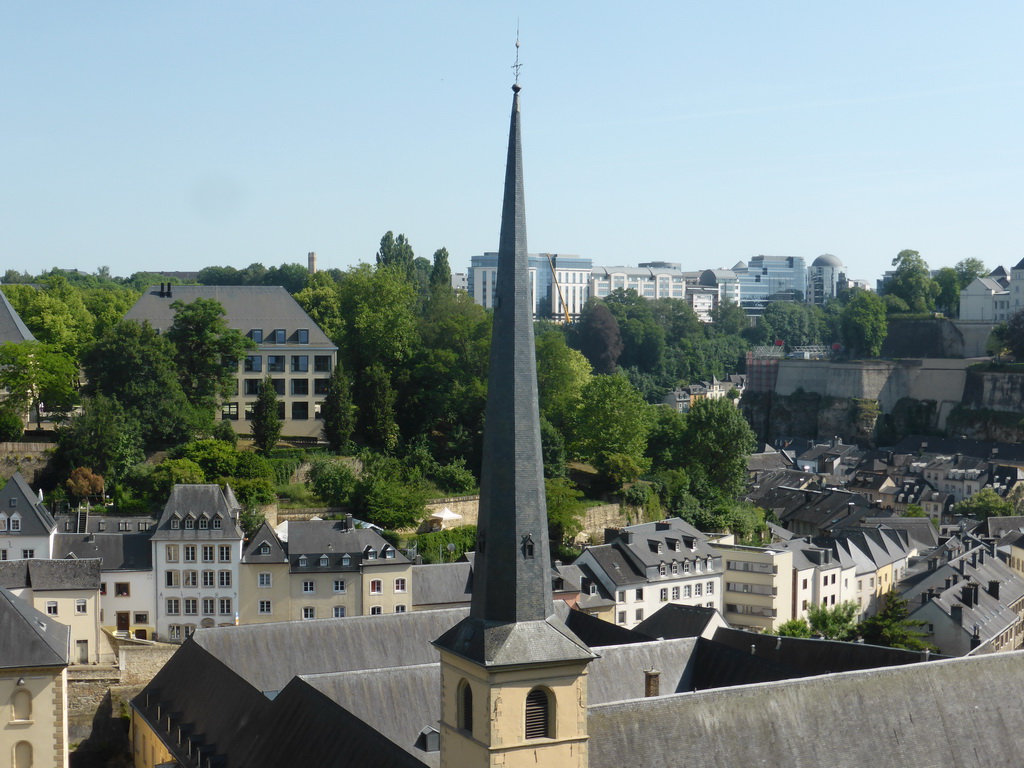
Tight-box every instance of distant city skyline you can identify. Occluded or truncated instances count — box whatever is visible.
[4,3,1023,284]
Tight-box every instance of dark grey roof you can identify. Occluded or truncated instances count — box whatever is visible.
[300,665,441,767]
[151,484,243,540]
[635,603,720,640]
[588,651,1024,768]
[281,520,407,568]
[53,533,153,571]
[986,516,1024,538]
[587,638,699,702]
[124,285,335,347]
[411,562,472,607]
[860,517,939,550]
[241,521,288,564]
[0,587,68,669]
[193,608,471,694]
[54,513,157,535]
[0,289,35,343]
[0,472,55,535]
[0,558,101,590]
[583,542,647,586]
[552,601,651,648]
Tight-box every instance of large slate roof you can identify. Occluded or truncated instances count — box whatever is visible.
[0,558,101,590]
[151,484,243,541]
[53,533,153,570]
[281,519,407,568]
[0,289,34,343]
[0,587,69,669]
[587,651,1024,768]
[0,472,55,536]
[411,561,472,607]
[124,284,334,346]
[634,603,721,640]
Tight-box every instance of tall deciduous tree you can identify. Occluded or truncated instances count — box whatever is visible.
[293,272,344,344]
[251,376,281,454]
[571,373,653,473]
[841,291,888,357]
[321,360,355,452]
[429,247,452,294]
[572,300,623,375]
[57,394,144,482]
[0,341,78,426]
[166,298,253,414]
[679,397,756,504]
[83,320,203,445]
[536,330,592,433]
[887,250,938,313]
[933,267,961,317]
[954,258,988,290]
[375,231,415,280]
[1002,309,1024,361]
[709,300,748,336]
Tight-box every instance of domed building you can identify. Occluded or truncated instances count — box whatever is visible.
[807,253,846,305]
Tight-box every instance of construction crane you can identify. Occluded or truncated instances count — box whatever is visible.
[545,253,572,324]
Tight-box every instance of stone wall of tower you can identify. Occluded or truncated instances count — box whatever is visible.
[438,650,589,768]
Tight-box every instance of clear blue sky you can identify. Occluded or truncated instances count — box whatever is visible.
[3,3,1023,284]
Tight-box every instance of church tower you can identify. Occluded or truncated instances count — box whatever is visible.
[433,77,595,768]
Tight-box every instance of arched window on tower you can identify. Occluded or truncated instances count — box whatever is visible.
[14,741,32,768]
[11,688,31,722]
[457,679,473,733]
[525,687,552,739]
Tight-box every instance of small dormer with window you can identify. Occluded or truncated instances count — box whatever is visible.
[365,547,377,561]
[9,512,20,532]
[251,328,264,343]
[258,541,271,556]
[0,513,8,532]
[384,547,395,559]
[213,516,223,530]
[298,556,308,567]
[319,555,329,567]
[185,515,195,529]
[342,554,351,567]
[170,514,181,530]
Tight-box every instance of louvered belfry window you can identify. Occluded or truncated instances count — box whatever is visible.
[459,680,473,733]
[525,688,550,739]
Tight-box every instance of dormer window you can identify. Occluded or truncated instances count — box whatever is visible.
[588,583,598,596]
[671,561,679,575]
[522,534,535,559]
[10,514,21,532]
[671,540,680,552]
[342,555,351,567]
[706,557,713,570]
[319,555,329,566]
[298,556,308,567]
[366,549,377,560]
[9,497,16,507]
[185,517,195,529]
[213,517,222,530]
[171,518,180,530]
[659,563,667,577]
[385,548,395,559]
[199,518,208,530]
[258,542,271,555]
[251,329,263,343]
[656,542,663,554]
[297,329,309,344]
[273,329,285,344]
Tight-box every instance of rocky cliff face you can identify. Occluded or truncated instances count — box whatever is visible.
[744,363,1024,447]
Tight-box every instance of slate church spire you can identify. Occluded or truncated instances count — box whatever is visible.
[434,79,592,665]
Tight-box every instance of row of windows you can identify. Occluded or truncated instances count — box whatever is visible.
[166,544,231,562]
[45,599,89,616]
[656,557,714,577]
[169,516,223,531]
[101,582,131,597]
[249,328,312,345]
[658,582,715,601]
[242,377,330,396]
[62,519,151,532]
[223,401,320,421]
[166,569,233,588]
[166,597,232,615]
[295,548,395,566]
[298,577,406,594]
[295,604,406,619]
[0,549,35,560]
[243,354,331,373]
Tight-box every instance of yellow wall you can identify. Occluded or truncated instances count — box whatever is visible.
[438,650,589,768]
[1,666,67,768]
[238,562,290,624]
[130,711,173,768]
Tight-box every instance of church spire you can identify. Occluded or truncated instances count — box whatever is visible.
[434,77,592,666]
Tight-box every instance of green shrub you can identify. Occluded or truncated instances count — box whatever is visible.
[410,526,477,564]
[0,408,24,442]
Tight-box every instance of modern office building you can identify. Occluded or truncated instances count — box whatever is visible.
[468,252,591,319]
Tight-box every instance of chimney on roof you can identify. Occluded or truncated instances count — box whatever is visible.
[644,668,661,697]
[988,580,1001,600]
[945,577,952,590]
[655,521,671,531]
[622,530,634,545]
[978,549,986,565]
[344,513,354,531]
[970,625,981,651]
[308,251,317,274]
[951,604,963,625]
[166,283,172,298]
[961,584,975,608]
[970,551,977,568]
